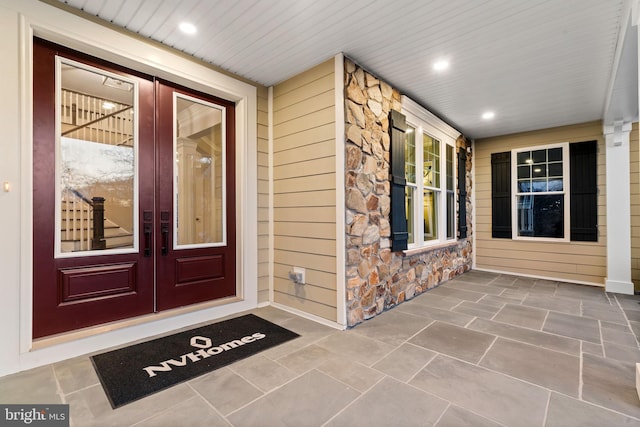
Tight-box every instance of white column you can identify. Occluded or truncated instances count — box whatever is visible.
[604,121,634,294]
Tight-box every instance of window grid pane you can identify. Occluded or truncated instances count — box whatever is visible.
[423,133,440,188]
[516,147,563,194]
[446,191,455,239]
[423,189,438,241]
[517,194,564,238]
[405,126,416,184]
[406,186,414,244]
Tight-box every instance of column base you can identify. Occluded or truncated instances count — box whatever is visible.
[605,278,634,295]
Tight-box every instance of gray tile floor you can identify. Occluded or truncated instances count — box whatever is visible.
[3,271,640,426]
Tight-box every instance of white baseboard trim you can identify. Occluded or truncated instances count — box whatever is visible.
[605,278,635,295]
[473,267,603,288]
[270,303,346,331]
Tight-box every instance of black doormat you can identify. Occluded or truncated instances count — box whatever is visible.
[91,314,299,408]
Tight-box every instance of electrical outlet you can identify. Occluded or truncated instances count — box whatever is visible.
[289,267,306,284]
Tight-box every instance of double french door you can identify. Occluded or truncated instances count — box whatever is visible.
[32,39,236,339]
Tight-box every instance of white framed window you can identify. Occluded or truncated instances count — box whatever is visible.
[511,143,570,241]
[402,97,459,249]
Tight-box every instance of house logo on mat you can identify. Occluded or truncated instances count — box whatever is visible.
[142,332,266,378]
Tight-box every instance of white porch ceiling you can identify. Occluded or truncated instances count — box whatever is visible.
[52,0,632,139]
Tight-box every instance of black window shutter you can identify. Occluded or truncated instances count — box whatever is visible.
[570,140,598,241]
[491,152,512,238]
[389,110,408,251]
[457,149,468,239]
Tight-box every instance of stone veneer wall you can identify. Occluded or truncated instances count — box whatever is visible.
[344,58,473,327]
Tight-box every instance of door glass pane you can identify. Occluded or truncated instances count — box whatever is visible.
[58,59,136,254]
[175,94,225,247]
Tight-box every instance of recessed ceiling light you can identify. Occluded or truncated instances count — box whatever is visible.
[179,22,197,35]
[433,60,449,71]
[482,111,495,120]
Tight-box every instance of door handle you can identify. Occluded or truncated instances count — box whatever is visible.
[143,223,152,257]
[143,210,153,257]
[161,223,169,256]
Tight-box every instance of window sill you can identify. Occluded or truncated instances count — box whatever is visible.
[403,240,459,257]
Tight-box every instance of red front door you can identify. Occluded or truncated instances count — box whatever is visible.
[32,39,236,339]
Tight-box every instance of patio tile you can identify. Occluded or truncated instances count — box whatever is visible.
[555,283,608,302]
[411,292,465,310]
[601,320,632,332]
[479,338,579,397]
[135,396,231,427]
[0,365,62,404]
[227,370,359,427]
[545,392,640,427]
[409,321,496,364]
[582,304,628,324]
[445,281,504,295]
[489,274,518,286]
[372,343,436,382]
[410,355,549,427]
[435,405,503,427]
[493,303,548,330]
[615,294,640,311]
[426,285,484,302]
[602,327,638,347]
[500,288,530,300]
[629,320,640,341]
[468,318,580,356]
[582,353,640,419]
[543,311,601,343]
[602,341,640,363]
[53,356,100,395]
[479,294,525,307]
[454,270,500,284]
[452,301,501,319]
[189,368,263,416]
[582,341,604,357]
[276,343,336,374]
[228,354,297,392]
[315,331,395,366]
[396,303,475,327]
[325,377,447,427]
[522,294,581,315]
[350,309,432,346]
[625,308,640,323]
[66,382,196,427]
[316,356,385,393]
[510,277,536,289]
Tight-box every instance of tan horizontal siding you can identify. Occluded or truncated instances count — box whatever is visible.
[275,123,334,152]
[275,174,336,193]
[274,222,336,239]
[274,291,337,321]
[273,106,336,138]
[274,189,336,207]
[274,249,337,274]
[273,279,336,308]
[273,263,336,291]
[272,58,337,321]
[475,120,606,285]
[256,85,270,303]
[275,235,336,257]
[631,123,640,291]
